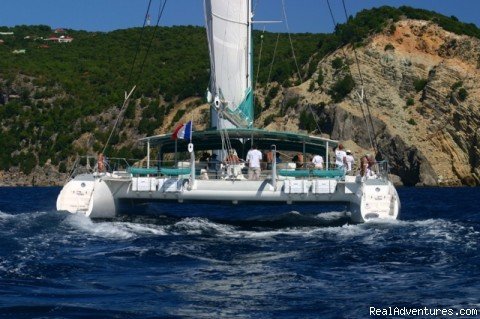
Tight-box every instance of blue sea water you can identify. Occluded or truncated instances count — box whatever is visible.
[0,187,479,319]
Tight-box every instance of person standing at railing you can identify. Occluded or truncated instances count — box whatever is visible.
[311,154,324,169]
[367,154,377,177]
[97,153,105,172]
[360,154,376,178]
[335,144,347,172]
[246,144,262,180]
[266,150,274,170]
[224,149,242,178]
[346,150,354,174]
[360,155,368,177]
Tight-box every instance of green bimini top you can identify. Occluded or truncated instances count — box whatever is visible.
[140,128,338,156]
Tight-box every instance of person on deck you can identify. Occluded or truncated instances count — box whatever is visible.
[359,154,376,177]
[266,150,274,170]
[360,155,369,177]
[199,152,210,169]
[246,144,262,180]
[224,149,241,165]
[311,154,324,169]
[293,152,304,169]
[367,154,377,177]
[224,149,242,178]
[275,152,282,164]
[97,153,105,172]
[335,144,347,171]
[207,154,222,178]
[346,150,354,174]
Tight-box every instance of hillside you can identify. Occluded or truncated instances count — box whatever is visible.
[0,6,479,186]
[259,15,480,186]
[0,24,319,185]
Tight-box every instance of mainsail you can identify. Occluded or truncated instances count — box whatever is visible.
[204,0,253,129]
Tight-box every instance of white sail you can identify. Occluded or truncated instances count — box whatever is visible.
[204,0,253,128]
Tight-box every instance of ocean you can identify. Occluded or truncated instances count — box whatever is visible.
[0,187,479,318]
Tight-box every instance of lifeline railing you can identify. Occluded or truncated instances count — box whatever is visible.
[67,156,133,179]
[67,155,391,183]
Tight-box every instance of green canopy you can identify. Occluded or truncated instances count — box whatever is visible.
[140,128,338,156]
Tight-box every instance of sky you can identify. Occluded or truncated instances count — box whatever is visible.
[0,0,478,34]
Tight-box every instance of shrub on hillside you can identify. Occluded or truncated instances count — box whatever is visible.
[458,88,468,101]
[329,74,355,103]
[413,78,428,92]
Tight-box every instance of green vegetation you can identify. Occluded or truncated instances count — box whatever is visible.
[253,32,319,85]
[458,88,468,101]
[384,43,395,51]
[406,98,415,106]
[451,81,463,91]
[299,109,317,132]
[0,26,318,173]
[264,85,280,109]
[413,78,428,92]
[331,57,344,70]
[263,114,276,126]
[407,118,417,125]
[329,74,355,103]
[317,68,324,86]
[450,81,468,102]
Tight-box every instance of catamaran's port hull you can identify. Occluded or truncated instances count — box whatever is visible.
[56,174,400,223]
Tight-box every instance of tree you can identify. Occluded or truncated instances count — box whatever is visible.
[329,75,355,103]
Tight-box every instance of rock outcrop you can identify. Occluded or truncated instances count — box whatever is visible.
[258,19,480,186]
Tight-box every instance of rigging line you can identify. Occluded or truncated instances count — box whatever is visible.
[253,0,260,14]
[103,0,168,154]
[281,0,302,82]
[266,33,280,85]
[325,0,351,69]
[102,86,137,155]
[127,0,153,88]
[135,0,168,85]
[102,0,153,154]
[255,27,266,89]
[341,0,379,152]
[326,0,338,28]
[253,26,266,113]
[326,0,375,152]
[307,104,322,134]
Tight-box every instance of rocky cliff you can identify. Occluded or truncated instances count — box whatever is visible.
[258,19,480,186]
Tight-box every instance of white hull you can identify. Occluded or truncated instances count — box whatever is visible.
[57,173,399,223]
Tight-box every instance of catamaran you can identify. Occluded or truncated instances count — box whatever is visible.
[56,0,400,223]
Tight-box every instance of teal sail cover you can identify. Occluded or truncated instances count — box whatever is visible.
[225,87,253,128]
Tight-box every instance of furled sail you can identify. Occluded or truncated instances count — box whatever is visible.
[204,0,253,129]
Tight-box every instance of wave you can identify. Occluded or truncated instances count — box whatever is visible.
[2,209,478,251]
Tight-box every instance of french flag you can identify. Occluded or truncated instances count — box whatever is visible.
[172,120,192,140]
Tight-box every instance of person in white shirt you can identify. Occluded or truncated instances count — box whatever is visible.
[311,154,324,169]
[335,144,347,171]
[246,144,262,180]
[345,150,354,173]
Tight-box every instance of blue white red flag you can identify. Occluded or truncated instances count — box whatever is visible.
[172,120,192,140]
